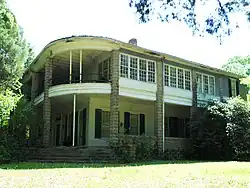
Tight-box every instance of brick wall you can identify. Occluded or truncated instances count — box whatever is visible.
[43,60,52,147]
[109,51,119,146]
[155,60,164,154]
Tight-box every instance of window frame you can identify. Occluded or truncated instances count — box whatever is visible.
[230,78,237,97]
[196,72,216,95]
[164,64,192,91]
[119,53,156,84]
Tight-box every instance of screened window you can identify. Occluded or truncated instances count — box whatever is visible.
[164,65,169,86]
[119,54,156,83]
[147,61,156,83]
[170,66,177,87]
[184,70,191,90]
[130,57,138,80]
[177,69,184,89]
[120,54,129,78]
[139,59,147,81]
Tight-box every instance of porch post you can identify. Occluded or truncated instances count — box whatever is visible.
[43,58,52,147]
[30,72,39,146]
[109,50,120,146]
[69,50,72,83]
[72,94,76,146]
[155,59,164,154]
[80,50,82,83]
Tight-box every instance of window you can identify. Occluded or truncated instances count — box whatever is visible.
[231,79,237,97]
[98,59,111,81]
[184,70,191,90]
[178,69,184,89]
[203,75,209,94]
[101,111,110,138]
[209,76,215,95]
[139,59,147,81]
[196,73,202,93]
[164,64,191,90]
[130,114,139,135]
[119,54,156,83]
[164,65,169,86]
[196,73,215,95]
[164,117,190,138]
[147,61,156,83]
[130,57,138,80]
[170,66,177,87]
[120,54,129,78]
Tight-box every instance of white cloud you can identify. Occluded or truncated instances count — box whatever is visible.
[7,0,250,68]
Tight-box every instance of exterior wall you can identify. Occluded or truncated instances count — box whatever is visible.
[87,96,155,146]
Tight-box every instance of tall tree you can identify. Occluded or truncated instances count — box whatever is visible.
[129,0,250,41]
[0,0,29,89]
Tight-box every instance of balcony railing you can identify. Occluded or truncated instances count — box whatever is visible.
[52,73,111,86]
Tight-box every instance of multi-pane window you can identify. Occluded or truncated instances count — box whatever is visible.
[119,54,156,83]
[209,76,215,95]
[231,79,237,97]
[196,73,215,95]
[101,111,110,138]
[178,69,184,89]
[164,64,191,91]
[170,67,177,87]
[120,54,129,78]
[130,57,138,80]
[184,70,191,90]
[98,58,111,81]
[164,65,169,86]
[139,59,147,81]
[147,61,156,83]
[203,75,209,94]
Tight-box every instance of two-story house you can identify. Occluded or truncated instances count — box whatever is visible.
[23,36,247,158]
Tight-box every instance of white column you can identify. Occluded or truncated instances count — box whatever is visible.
[80,50,82,83]
[72,94,76,146]
[69,50,72,83]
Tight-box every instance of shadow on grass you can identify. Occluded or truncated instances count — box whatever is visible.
[0,160,215,170]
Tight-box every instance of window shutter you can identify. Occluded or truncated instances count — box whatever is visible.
[236,80,240,96]
[95,109,102,138]
[124,112,130,134]
[139,114,145,135]
[228,78,232,97]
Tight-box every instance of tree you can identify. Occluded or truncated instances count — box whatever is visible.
[129,0,250,41]
[0,0,29,89]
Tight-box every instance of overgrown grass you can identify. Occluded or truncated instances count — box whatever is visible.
[1,161,250,187]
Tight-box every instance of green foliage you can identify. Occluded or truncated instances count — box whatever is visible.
[129,0,250,40]
[112,135,157,163]
[0,0,29,88]
[190,97,250,161]
[0,89,22,127]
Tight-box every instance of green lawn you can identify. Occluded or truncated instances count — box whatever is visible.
[1,161,250,188]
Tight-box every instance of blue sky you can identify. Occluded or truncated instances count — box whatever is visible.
[7,0,250,68]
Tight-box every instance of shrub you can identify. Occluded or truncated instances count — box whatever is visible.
[112,135,157,163]
[190,97,250,161]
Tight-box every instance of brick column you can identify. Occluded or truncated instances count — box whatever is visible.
[190,69,198,136]
[43,59,52,147]
[109,50,119,146]
[219,77,224,101]
[30,72,39,145]
[155,60,164,154]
